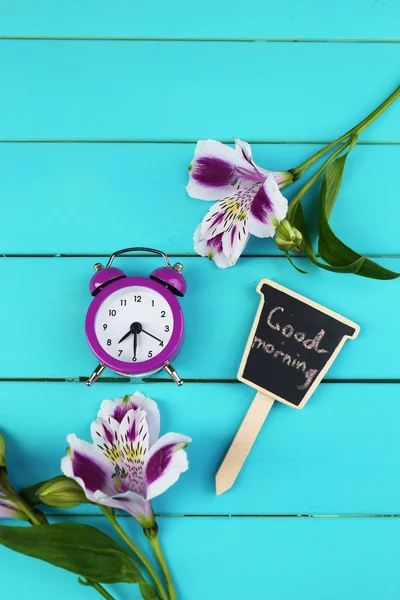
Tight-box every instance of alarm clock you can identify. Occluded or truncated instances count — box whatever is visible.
[85,247,186,386]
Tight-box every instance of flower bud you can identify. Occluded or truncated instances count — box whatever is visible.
[0,433,6,468]
[275,219,303,253]
[37,476,88,508]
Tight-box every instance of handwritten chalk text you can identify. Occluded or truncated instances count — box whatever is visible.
[252,336,319,390]
[266,306,328,354]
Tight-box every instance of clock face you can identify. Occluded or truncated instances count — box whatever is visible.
[94,285,174,364]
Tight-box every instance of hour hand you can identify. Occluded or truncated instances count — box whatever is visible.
[118,330,132,344]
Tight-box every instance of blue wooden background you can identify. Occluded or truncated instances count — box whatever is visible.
[0,2,399,598]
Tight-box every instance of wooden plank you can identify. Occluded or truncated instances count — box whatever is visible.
[1,41,399,141]
[0,142,399,256]
[1,0,399,39]
[0,515,399,599]
[3,381,400,514]
[0,256,397,379]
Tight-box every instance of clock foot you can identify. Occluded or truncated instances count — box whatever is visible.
[86,364,106,386]
[164,362,183,386]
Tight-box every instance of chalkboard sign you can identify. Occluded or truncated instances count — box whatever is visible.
[238,278,359,409]
[216,278,359,496]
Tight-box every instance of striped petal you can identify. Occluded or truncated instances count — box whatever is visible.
[199,183,260,240]
[117,408,149,497]
[221,223,250,264]
[97,392,160,446]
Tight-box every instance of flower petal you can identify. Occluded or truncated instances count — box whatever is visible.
[0,503,24,520]
[199,183,259,240]
[247,175,288,238]
[90,416,123,467]
[0,491,26,521]
[61,434,115,502]
[235,138,254,165]
[186,139,258,201]
[98,392,160,446]
[91,415,119,446]
[94,490,155,528]
[145,433,191,501]
[235,139,294,189]
[194,226,233,269]
[221,223,250,265]
[119,408,149,452]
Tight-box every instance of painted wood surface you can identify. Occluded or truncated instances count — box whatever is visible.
[0,143,399,256]
[0,1,399,598]
[0,257,397,379]
[4,381,400,515]
[1,41,399,141]
[1,0,399,39]
[0,516,399,600]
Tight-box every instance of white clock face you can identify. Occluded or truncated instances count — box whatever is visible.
[94,285,174,364]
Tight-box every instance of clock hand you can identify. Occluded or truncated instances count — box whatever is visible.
[118,330,132,344]
[141,328,163,344]
[119,321,142,344]
[133,329,138,361]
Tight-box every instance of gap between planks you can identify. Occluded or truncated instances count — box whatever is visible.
[0,139,399,145]
[0,254,399,259]
[44,513,400,519]
[0,36,399,43]
[0,378,399,384]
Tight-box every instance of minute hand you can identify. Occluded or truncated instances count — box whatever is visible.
[141,328,163,343]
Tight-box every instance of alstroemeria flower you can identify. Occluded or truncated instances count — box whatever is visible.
[61,392,191,528]
[0,489,27,521]
[187,139,293,200]
[188,140,290,268]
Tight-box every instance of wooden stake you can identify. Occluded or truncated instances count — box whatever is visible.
[215,391,275,496]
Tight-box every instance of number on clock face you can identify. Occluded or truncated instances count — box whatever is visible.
[94,286,174,363]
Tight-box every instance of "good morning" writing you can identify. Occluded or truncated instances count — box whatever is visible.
[251,305,332,391]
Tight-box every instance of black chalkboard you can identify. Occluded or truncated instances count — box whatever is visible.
[238,279,360,409]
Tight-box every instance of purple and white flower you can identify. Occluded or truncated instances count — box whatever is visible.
[0,489,26,521]
[187,139,291,268]
[187,139,293,200]
[61,392,191,528]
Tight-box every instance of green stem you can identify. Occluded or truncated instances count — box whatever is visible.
[292,84,400,178]
[148,534,176,600]
[88,583,116,600]
[81,580,116,600]
[91,584,115,600]
[7,481,48,526]
[288,139,351,218]
[102,509,168,600]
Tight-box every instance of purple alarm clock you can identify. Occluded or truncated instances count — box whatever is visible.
[85,247,186,387]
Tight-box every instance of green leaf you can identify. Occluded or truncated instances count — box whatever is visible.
[0,523,143,585]
[291,203,367,274]
[318,146,399,280]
